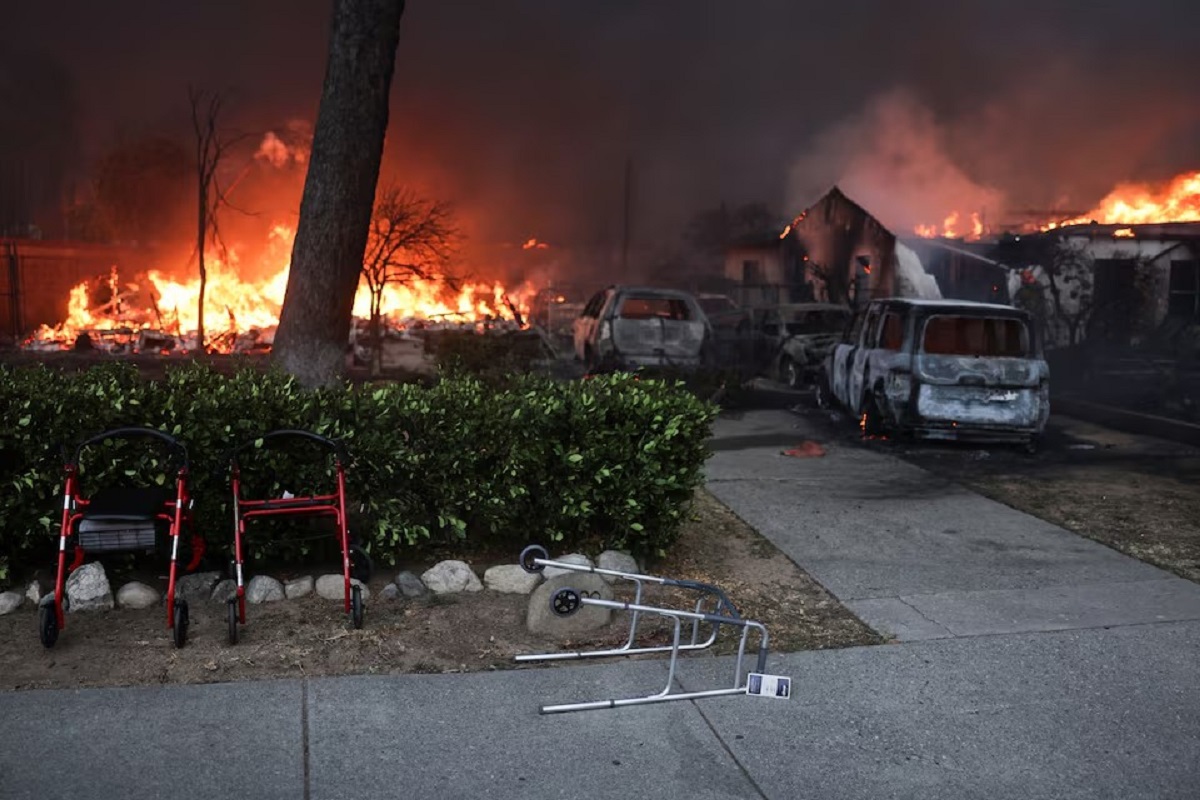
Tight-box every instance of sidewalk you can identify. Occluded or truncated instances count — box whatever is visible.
[2,410,1198,799]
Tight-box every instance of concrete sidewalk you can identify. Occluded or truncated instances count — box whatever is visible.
[707,410,1200,641]
[2,408,1198,799]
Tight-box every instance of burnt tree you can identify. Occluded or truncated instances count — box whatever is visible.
[272,0,406,387]
[188,87,240,354]
[361,185,459,374]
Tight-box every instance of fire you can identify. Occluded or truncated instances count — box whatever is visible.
[522,238,550,250]
[1113,228,1135,238]
[1043,170,1200,230]
[28,224,533,354]
[915,211,985,240]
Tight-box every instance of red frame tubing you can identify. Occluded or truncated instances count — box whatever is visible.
[336,459,351,613]
[165,466,189,629]
[52,465,78,629]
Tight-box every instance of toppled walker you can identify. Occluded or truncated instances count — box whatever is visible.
[516,545,787,714]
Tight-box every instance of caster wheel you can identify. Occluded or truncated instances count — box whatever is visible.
[551,587,581,617]
[350,585,365,630]
[349,544,373,584]
[38,601,58,649]
[519,544,548,573]
[227,599,239,645]
[172,600,189,649]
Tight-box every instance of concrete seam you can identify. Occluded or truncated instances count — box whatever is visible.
[691,699,771,800]
[894,596,960,637]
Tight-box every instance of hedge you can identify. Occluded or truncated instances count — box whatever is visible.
[0,363,717,583]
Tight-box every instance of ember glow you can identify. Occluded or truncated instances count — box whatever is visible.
[27,224,534,354]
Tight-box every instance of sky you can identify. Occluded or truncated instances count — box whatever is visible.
[4,0,1200,256]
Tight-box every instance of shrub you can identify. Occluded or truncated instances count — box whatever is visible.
[0,363,716,578]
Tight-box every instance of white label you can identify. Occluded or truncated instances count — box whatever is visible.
[282,490,295,499]
[746,673,792,700]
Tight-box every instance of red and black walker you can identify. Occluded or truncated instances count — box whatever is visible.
[226,429,369,644]
[40,427,204,649]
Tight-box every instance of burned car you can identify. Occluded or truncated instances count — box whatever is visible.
[573,285,711,371]
[747,303,851,388]
[822,298,1049,448]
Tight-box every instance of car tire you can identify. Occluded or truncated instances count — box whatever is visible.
[782,357,804,389]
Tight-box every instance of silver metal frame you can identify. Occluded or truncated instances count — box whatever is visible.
[514,547,771,714]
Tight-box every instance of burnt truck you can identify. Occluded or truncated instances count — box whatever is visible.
[820,298,1049,449]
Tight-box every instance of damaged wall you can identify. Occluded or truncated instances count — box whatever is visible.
[785,187,896,306]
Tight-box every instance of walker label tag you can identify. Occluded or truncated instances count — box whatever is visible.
[746,673,791,699]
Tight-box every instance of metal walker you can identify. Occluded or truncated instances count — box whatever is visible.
[515,545,773,714]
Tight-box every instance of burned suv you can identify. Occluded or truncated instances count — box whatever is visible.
[573,286,711,372]
[822,298,1049,448]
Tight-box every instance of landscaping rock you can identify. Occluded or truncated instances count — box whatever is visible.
[25,579,46,606]
[527,573,613,636]
[0,591,22,615]
[174,571,221,604]
[210,579,237,604]
[395,571,427,598]
[246,575,285,604]
[116,582,160,609]
[315,574,370,601]
[284,576,314,600]
[421,560,483,594]
[484,564,542,594]
[543,552,593,580]
[66,562,113,611]
[597,550,639,583]
[379,583,400,601]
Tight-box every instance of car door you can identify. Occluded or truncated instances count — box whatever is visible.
[829,309,862,406]
[847,305,882,414]
[574,291,606,360]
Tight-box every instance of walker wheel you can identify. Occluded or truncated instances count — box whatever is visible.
[38,602,58,649]
[227,599,239,645]
[520,544,548,574]
[551,587,581,617]
[350,585,365,630]
[349,544,373,584]
[172,600,189,649]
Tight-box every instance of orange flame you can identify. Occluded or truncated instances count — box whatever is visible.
[29,224,533,353]
[915,211,984,240]
[1043,170,1200,230]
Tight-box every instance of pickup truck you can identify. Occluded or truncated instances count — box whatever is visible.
[820,298,1049,449]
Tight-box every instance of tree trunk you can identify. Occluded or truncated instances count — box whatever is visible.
[369,293,383,377]
[196,185,207,354]
[272,0,406,387]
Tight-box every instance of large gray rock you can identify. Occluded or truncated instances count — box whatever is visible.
[395,571,427,598]
[210,579,237,604]
[66,562,113,611]
[315,574,370,601]
[284,576,314,600]
[174,571,221,604]
[484,564,542,594]
[597,550,640,583]
[543,552,593,580]
[378,583,400,601]
[526,573,613,636]
[0,591,22,615]
[246,575,285,604]
[420,560,483,594]
[116,581,160,609]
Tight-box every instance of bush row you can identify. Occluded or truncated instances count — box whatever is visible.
[0,363,717,582]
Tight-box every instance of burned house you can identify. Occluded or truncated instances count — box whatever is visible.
[993,223,1200,348]
[724,187,895,308]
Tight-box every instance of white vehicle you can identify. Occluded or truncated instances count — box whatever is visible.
[821,298,1050,449]
[573,286,711,372]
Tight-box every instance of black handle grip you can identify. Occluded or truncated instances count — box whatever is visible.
[73,427,188,467]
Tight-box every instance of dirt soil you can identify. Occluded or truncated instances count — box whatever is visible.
[0,489,880,692]
[796,401,1200,585]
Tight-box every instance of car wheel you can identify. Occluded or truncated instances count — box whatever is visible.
[814,374,833,409]
[782,357,803,389]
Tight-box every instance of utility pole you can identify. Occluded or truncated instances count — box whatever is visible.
[621,156,632,275]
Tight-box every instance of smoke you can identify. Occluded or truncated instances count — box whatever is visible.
[254,120,312,169]
[787,89,1005,234]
